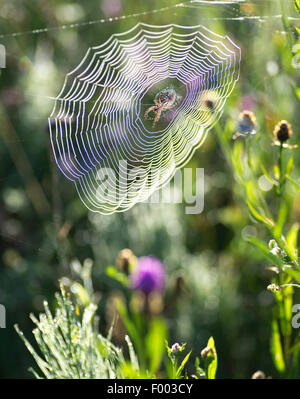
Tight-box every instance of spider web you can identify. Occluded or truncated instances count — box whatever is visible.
[48,22,240,214]
[0,0,299,219]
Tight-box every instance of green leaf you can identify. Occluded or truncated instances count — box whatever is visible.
[204,337,218,379]
[125,335,140,373]
[282,267,300,283]
[295,0,300,12]
[283,285,293,336]
[195,357,205,378]
[288,340,300,354]
[231,140,244,181]
[176,350,191,378]
[286,157,294,176]
[115,298,143,360]
[286,223,299,263]
[244,235,283,269]
[246,200,274,227]
[273,201,288,239]
[145,318,167,375]
[105,265,128,286]
[270,318,286,373]
[274,285,293,338]
[286,175,300,193]
[260,163,277,186]
[295,87,300,103]
[70,282,90,306]
[274,164,280,180]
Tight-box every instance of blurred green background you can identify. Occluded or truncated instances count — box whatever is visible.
[1,0,300,378]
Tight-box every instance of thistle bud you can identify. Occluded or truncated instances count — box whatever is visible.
[116,248,137,274]
[237,110,257,136]
[232,110,257,140]
[273,120,293,143]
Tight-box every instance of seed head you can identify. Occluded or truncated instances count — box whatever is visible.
[236,110,257,136]
[273,120,293,143]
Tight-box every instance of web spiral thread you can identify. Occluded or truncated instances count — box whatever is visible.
[48,23,241,214]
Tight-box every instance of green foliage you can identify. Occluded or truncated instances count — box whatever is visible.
[215,83,300,378]
[112,287,168,375]
[203,337,218,380]
[114,297,145,365]
[166,342,191,379]
[105,265,129,287]
[146,318,168,375]
[15,284,136,378]
[16,269,218,379]
[271,318,286,374]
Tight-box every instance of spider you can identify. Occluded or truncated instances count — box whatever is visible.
[144,88,178,127]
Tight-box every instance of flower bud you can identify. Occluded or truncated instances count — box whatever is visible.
[116,248,137,274]
[251,370,266,379]
[273,120,293,143]
[267,283,281,293]
[201,346,215,359]
[236,110,257,137]
[170,343,183,354]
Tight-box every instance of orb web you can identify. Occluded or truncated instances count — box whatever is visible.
[48,23,241,214]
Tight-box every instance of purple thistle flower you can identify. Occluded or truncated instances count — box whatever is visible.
[130,256,165,295]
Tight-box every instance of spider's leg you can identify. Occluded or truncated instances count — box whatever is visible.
[144,106,155,120]
[153,109,161,127]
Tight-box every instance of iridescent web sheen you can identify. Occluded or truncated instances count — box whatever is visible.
[48,23,240,214]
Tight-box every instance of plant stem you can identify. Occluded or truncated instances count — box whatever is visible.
[279,142,284,194]
[280,0,293,50]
